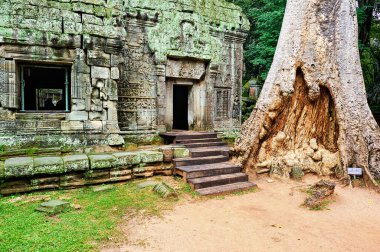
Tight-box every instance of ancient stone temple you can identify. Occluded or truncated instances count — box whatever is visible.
[0,0,249,148]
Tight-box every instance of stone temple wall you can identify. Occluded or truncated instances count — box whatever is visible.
[0,0,249,148]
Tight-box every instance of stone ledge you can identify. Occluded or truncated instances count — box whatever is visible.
[0,146,188,180]
[34,157,64,175]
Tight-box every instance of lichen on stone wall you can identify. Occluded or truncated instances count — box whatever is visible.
[126,0,250,63]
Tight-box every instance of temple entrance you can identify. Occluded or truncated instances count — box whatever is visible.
[173,85,189,130]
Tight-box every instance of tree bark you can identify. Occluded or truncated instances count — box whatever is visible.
[235,0,380,184]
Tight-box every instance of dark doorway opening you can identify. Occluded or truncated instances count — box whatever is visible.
[20,65,70,112]
[173,85,189,130]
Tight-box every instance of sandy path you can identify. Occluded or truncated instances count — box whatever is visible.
[103,176,380,252]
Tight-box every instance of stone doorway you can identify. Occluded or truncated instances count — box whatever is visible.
[173,85,190,130]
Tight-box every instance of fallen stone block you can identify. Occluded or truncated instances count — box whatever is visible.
[153,182,178,198]
[36,200,71,215]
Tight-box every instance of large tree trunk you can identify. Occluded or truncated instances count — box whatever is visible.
[235,0,380,184]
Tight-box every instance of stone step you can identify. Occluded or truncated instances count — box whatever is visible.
[184,142,228,148]
[175,133,218,140]
[175,162,242,180]
[173,155,229,167]
[196,181,257,196]
[188,173,248,190]
[175,138,221,144]
[190,147,229,158]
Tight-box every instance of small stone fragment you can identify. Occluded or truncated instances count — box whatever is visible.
[36,200,71,215]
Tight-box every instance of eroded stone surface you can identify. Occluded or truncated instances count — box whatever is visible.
[4,157,34,178]
[88,154,117,169]
[63,154,89,172]
[34,157,65,175]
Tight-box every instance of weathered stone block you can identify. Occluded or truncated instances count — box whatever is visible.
[91,66,110,79]
[72,2,94,14]
[36,200,70,215]
[61,121,84,131]
[110,168,132,181]
[34,157,64,175]
[160,147,174,162]
[63,154,89,172]
[173,147,190,158]
[71,98,86,111]
[113,152,141,166]
[82,14,103,25]
[88,154,117,169]
[89,111,107,121]
[110,67,119,79]
[67,111,89,121]
[88,50,110,67]
[106,134,125,146]
[139,151,164,163]
[63,21,83,35]
[84,121,104,132]
[4,157,34,178]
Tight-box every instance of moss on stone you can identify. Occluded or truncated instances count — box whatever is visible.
[33,157,65,175]
[4,157,34,178]
[88,154,117,169]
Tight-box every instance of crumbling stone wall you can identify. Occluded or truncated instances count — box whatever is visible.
[0,0,249,148]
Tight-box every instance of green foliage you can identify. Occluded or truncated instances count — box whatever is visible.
[229,0,286,82]
[0,145,5,153]
[231,0,380,119]
[0,179,192,251]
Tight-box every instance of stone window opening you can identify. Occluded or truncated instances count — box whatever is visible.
[19,64,71,112]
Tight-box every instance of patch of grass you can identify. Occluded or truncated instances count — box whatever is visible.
[25,147,39,156]
[0,144,5,153]
[0,179,190,251]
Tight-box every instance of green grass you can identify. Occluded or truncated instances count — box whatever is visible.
[0,179,189,252]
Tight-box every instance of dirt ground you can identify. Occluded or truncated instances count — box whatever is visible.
[102,175,380,252]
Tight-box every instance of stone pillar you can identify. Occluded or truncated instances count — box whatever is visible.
[156,64,167,132]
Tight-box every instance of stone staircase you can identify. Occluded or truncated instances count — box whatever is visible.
[162,131,257,195]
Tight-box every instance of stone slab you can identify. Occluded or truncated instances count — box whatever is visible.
[113,152,141,166]
[88,154,117,169]
[63,154,89,172]
[33,157,65,175]
[4,157,34,178]
[36,200,70,215]
[139,151,163,163]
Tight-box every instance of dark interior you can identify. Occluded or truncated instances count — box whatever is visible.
[173,85,189,130]
[22,66,69,111]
